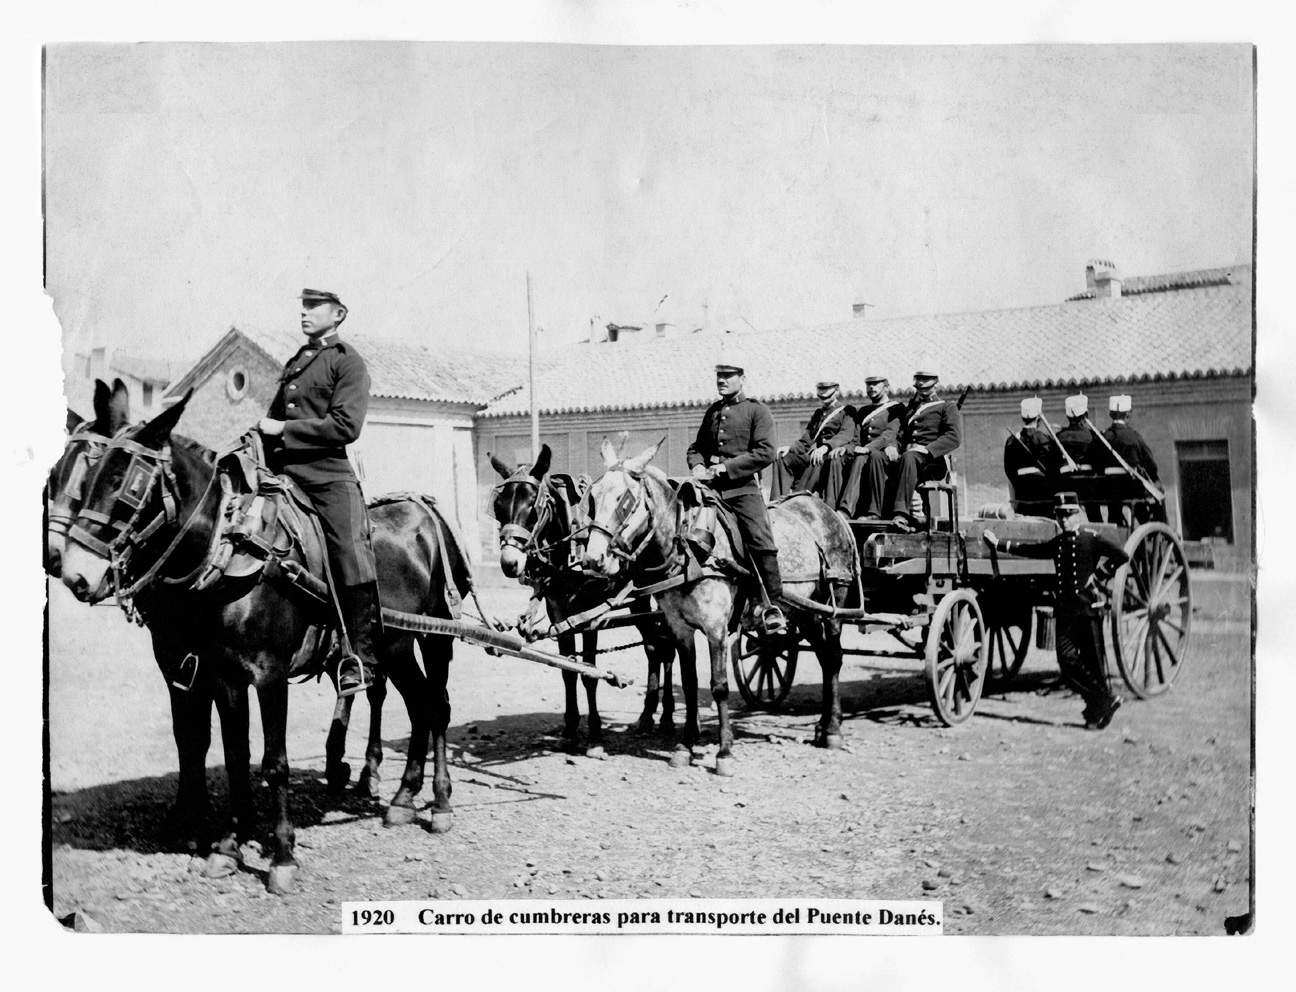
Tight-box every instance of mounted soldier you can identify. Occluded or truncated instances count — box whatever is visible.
[885,371,961,532]
[831,374,904,519]
[768,375,853,501]
[685,356,787,635]
[1003,396,1063,516]
[257,288,381,697]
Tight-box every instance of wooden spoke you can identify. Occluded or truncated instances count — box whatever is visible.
[1111,523,1192,698]
[924,589,987,726]
[732,634,798,711]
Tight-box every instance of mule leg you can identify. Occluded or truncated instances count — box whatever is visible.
[424,635,454,834]
[811,620,844,750]
[163,680,214,854]
[708,631,736,776]
[255,678,298,895]
[356,671,388,800]
[659,637,677,738]
[383,638,428,827]
[637,649,661,734]
[669,635,699,768]
[324,694,355,795]
[582,632,605,759]
[558,633,581,752]
[204,678,252,879]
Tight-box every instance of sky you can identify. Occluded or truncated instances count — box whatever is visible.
[43,42,1253,367]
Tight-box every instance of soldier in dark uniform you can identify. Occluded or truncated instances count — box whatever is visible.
[686,360,786,634]
[1055,393,1104,522]
[831,375,903,519]
[983,492,1128,729]
[768,376,853,500]
[1004,397,1063,516]
[257,288,380,697]
[1101,395,1163,524]
[885,371,961,532]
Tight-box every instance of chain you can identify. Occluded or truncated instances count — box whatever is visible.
[594,639,646,656]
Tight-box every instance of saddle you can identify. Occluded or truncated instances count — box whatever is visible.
[675,479,748,578]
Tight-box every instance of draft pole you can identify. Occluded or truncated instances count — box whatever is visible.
[527,271,539,461]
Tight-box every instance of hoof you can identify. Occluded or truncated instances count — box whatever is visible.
[715,755,736,777]
[266,863,299,896]
[384,803,419,827]
[823,733,844,751]
[658,720,677,740]
[668,748,691,769]
[325,761,352,795]
[636,714,655,734]
[203,851,241,879]
[428,810,454,834]
[585,745,607,761]
[355,767,382,800]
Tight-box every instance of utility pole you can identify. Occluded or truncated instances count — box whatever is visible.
[527,271,539,460]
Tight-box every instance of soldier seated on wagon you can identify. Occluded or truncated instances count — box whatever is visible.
[1004,397,1063,516]
[829,374,903,519]
[768,376,853,502]
[1099,394,1164,525]
[884,371,960,532]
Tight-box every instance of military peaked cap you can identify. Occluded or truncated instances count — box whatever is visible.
[1054,491,1083,516]
[300,288,344,306]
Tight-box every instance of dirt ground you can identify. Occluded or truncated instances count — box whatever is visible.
[45,577,1253,935]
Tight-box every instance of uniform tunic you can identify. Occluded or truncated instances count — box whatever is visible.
[832,399,903,515]
[1003,424,1062,515]
[998,526,1130,710]
[1054,420,1106,522]
[1103,421,1159,482]
[769,399,853,499]
[886,394,961,518]
[686,392,778,554]
[265,334,377,585]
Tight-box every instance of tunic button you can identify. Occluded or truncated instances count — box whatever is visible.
[288,384,297,391]
[288,402,297,409]
[294,368,302,373]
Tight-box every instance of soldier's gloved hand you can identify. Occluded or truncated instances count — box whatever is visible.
[911,444,929,455]
[982,529,998,548]
[884,445,899,462]
[258,418,285,437]
[691,464,711,481]
[777,444,791,459]
[830,445,848,460]
[810,445,828,466]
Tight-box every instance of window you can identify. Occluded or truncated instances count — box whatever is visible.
[1175,440,1233,543]
[225,366,250,401]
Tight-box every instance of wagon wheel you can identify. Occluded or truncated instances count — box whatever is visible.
[1109,522,1192,698]
[983,592,1034,686]
[924,588,988,726]
[731,631,799,711]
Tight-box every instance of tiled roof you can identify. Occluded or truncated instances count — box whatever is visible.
[480,278,1252,417]
[1065,264,1249,301]
[175,325,528,406]
[108,351,182,384]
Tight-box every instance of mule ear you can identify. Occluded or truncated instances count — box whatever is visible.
[622,437,665,475]
[134,389,191,449]
[599,436,618,468]
[65,407,84,434]
[106,378,131,433]
[488,452,513,479]
[532,443,552,480]
[91,379,112,433]
[615,430,629,456]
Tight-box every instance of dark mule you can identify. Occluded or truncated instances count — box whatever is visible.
[46,382,391,855]
[61,394,460,893]
[581,439,855,776]
[489,444,677,755]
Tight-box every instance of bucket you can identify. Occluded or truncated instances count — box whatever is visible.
[1034,607,1056,650]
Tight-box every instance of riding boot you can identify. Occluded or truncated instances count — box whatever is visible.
[337,581,382,698]
[752,550,787,635]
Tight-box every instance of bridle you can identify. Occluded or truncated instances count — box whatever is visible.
[47,425,110,538]
[67,435,217,609]
[586,465,657,563]
[492,471,552,557]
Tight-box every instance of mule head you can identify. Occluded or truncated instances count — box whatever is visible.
[490,444,552,579]
[45,379,130,577]
[61,390,192,603]
[581,438,664,576]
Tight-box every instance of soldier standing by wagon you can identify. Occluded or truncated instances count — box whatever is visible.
[983,492,1127,729]
[257,288,381,697]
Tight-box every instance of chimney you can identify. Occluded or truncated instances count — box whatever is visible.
[852,302,871,319]
[1085,259,1122,299]
[655,322,669,338]
[89,346,107,380]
